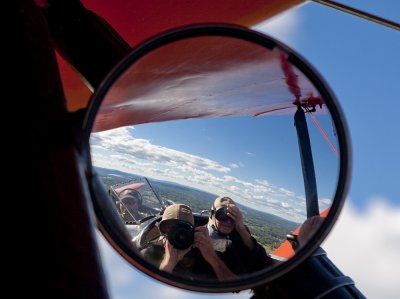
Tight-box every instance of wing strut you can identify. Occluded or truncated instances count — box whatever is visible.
[294,106,319,218]
[312,0,400,31]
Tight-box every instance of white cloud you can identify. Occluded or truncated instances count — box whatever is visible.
[278,187,295,197]
[281,202,290,208]
[323,198,400,299]
[91,126,315,222]
[255,179,270,187]
[92,128,232,174]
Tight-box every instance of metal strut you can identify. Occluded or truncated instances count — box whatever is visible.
[312,0,400,32]
[294,106,319,218]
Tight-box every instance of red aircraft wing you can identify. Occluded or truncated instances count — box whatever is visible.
[272,208,331,260]
[54,0,306,111]
[92,35,325,131]
[114,182,145,194]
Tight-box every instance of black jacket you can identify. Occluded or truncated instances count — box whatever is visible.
[215,227,273,275]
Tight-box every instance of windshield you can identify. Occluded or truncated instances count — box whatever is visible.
[107,176,165,223]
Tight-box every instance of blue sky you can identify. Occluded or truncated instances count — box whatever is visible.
[261,0,400,208]
[92,113,337,223]
[95,1,400,299]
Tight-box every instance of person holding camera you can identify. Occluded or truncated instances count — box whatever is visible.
[207,196,273,275]
[158,204,238,280]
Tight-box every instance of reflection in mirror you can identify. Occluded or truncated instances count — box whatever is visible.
[89,34,339,283]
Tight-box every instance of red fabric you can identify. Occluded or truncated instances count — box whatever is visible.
[58,0,304,110]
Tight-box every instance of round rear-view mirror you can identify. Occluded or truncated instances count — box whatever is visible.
[82,25,350,292]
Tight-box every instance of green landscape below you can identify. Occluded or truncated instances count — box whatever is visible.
[96,166,299,253]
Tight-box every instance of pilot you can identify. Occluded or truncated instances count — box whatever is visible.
[118,189,144,222]
[206,196,274,274]
[158,204,237,281]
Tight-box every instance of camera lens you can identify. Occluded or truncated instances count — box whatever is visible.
[215,207,229,221]
[167,221,194,250]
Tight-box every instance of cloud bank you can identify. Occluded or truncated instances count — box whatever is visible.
[323,198,400,299]
[91,127,333,222]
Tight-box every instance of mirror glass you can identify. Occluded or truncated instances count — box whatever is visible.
[87,28,345,289]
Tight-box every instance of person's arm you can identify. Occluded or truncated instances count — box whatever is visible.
[194,227,238,280]
[227,204,256,250]
[159,238,191,273]
[228,204,273,271]
[202,252,238,280]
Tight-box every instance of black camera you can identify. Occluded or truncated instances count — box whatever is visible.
[167,220,194,250]
[214,207,229,221]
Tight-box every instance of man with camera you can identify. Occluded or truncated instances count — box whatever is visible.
[207,196,273,275]
[158,198,272,280]
[158,204,238,280]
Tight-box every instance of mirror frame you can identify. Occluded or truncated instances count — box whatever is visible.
[81,24,351,292]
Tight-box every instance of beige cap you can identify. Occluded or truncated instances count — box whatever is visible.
[159,204,194,234]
